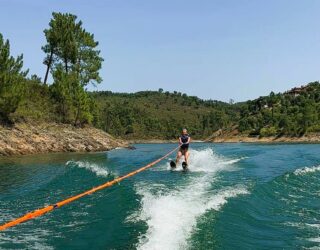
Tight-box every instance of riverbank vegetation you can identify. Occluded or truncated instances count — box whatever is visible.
[1,12,320,140]
[92,90,238,139]
[238,83,320,137]
[0,12,102,127]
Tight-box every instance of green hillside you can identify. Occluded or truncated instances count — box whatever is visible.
[2,12,320,141]
[238,82,320,137]
[11,80,320,140]
[92,82,320,139]
[92,90,238,139]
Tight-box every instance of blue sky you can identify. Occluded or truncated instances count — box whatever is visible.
[0,0,320,102]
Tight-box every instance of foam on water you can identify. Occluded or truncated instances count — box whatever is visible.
[293,165,320,176]
[66,160,109,177]
[129,148,248,250]
[0,228,53,250]
[164,148,243,172]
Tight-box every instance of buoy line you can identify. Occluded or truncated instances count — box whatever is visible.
[0,146,179,231]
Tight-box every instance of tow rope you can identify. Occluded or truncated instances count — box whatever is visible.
[0,146,179,231]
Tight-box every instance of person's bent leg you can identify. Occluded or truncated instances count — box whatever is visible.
[176,151,182,165]
[185,150,190,165]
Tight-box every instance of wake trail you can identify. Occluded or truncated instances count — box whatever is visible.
[128,148,248,250]
[293,165,320,176]
[66,160,110,177]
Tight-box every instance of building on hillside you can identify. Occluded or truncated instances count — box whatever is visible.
[285,85,308,97]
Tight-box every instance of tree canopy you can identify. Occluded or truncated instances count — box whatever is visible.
[0,33,28,123]
[42,12,103,125]
[1,12,320,140]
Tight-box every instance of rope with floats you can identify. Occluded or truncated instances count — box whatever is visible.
[0,146,179,231]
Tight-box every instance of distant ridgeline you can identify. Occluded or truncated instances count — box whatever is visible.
[91,90,238,139]
[1,12,320,139]
[237,82,320,137]
[91,83,320,139]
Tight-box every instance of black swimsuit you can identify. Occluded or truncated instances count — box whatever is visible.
[180,134,190,150]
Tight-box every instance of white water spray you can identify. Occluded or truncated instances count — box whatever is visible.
[128,148,248,250]
[293,165,320,176]
[66,161,110,177]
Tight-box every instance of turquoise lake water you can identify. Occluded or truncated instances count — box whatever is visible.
[0,143,320,249]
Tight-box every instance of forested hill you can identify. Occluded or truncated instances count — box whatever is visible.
[237,82,320,137]
[0,12,238,140]
[1,12,320,141]
[91,90,239,139]
[91,82,320,140]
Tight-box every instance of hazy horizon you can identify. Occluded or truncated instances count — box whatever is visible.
[1,0,319,102]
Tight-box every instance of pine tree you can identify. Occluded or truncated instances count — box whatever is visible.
[43,12,103,125]
[0,33,28,123]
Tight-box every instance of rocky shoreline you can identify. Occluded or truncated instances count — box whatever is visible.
[127,139,204,144]
[209,134,320,143]
[129,136,320,144]
[0,123,128,156]
[127,139,176,144]
[1,123,319,157]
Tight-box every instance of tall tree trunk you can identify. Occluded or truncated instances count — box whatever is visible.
[43,50,53,85]
[271,104,274,125]
[74,102,81,126]
[77,57,81,79]
[65,59,68,73]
